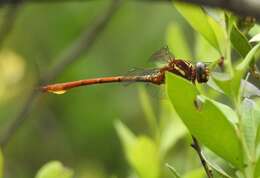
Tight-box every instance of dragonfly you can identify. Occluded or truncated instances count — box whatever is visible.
[41,47,210,94]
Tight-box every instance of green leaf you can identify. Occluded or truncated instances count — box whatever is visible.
[207,14,227,54]
[249,24,260,37]
[195,33,219,62]
[211,72,234,98]
[165,163,181,178]
[166,73,244,168]
[115,122,160,178]
[114,120,136,155]
[159,99,187,157]
[204,157,232,178]
[234,43,260,98]
[240,99,260,160]
[138,86,158,136]
[236,43,260,72]
[0,149,3,178]
[255,158,260,178]
[166,22,192,59]
[128,136,160,178]
[183,168,205,178]
[255,100,260,121]
[174,2,224,54]
[160,117,187,157]
[225,12,237,34]
[230,24,252,58]
[213,43,260,99]
[212,99,238,124]
[249,33,260,43]
[253,102,260,159]
[35,161,73,178]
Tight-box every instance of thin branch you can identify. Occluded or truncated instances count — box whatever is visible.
[2,0,260,21]
[0,90,40,147]
[0,0,87,3]
[250,64,260,79]
[41,0,121,83]
[0,0,122,147]
[0,1,22,49]
[191,136,213,178]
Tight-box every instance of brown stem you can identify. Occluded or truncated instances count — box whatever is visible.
[250,65,260,80]
[191,136,213,178]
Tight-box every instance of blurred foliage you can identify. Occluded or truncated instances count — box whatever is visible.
[0,1,260,178]
[35,161,73,178]
[0,1,183,178]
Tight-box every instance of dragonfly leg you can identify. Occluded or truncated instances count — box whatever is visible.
[194,97,203,111]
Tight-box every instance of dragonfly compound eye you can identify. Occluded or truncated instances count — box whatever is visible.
[195,62,209,83]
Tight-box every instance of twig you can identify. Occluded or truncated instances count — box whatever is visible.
[0,1,22,49]
[0,90,40,147]
[2,0,260,22]
[41,0,121,83]
[250,64,260,80]
[0,0,122,147]
[191,135,213,178]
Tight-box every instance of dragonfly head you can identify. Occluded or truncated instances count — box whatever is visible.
[195,62,209,83]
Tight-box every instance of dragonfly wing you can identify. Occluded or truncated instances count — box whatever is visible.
[126,67,159,76]
[122,67,160,86]
[149,46,175,63]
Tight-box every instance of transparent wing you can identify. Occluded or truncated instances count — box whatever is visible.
[126,67,159,76]
[122,67,160,86]
[149,46,175,63]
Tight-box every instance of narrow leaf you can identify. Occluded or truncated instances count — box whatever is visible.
[240,99,258,159]
[138,86,158,136]
[114,120,136,154]
[115,122,160,178]
[207,14,227,54]
[230,24,252,57]
[128,137,160,178]
[236,43,260,72]
[159,99,187,157]
[160,119,187,157]
[233,43,260,98]
[255,157,260,178]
